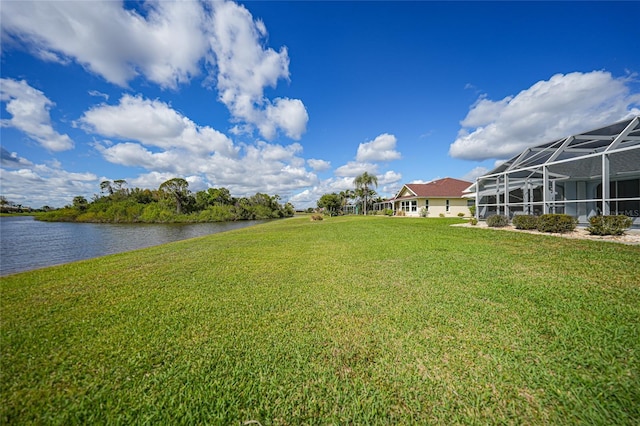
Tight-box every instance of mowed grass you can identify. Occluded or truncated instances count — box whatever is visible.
[1,216,639,424]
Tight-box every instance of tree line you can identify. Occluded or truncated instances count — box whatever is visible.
[317,172,383,216]
[37,178,295,223]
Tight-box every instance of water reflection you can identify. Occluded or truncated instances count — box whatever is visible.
[0,216,266,275]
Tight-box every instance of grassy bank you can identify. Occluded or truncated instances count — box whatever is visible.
[2,216,639,424]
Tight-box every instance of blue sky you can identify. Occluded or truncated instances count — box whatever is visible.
[2,1,639,209]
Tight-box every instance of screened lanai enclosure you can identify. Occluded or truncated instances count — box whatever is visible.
[472,116,640,227]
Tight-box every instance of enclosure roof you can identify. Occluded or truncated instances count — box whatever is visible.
[483,116,640,177]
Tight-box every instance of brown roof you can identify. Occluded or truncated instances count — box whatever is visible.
[394,178,472,199]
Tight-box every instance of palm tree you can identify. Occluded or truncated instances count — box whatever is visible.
[339,189,354,214]
[353,172,378,215]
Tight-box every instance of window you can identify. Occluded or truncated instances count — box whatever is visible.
[424,199,429,210]
[446,199,450,212]
[400,200,417,212]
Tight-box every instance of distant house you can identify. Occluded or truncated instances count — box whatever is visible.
[390,178,473,217]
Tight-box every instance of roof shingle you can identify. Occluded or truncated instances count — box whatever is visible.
[395,177,472,199]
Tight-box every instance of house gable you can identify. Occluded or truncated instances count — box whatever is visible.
[396,178,472,199]
[396,185,417,198]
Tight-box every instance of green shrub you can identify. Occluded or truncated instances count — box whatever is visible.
[587,215,633,236]
[486,214,509,227]
[419,207,428,217]
[512,215,538,230]
[197,205,236,222]
[36,208,80,222]
[310,214,323,221]
[536,214,577,233]
[439,213,445,218]
[469,217,478,226]
[457,212,465,217]
[383,208,394,216]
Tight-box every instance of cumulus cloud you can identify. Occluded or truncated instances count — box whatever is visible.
[93,138,317,201]
[80,94,237,157]
[449,71,640,161]
[356,133,401,162]
[325,133,403,205]
[460,166,490,182]
[1,0,308,140]
[0,157,98,207]
[75,92,315,199]
[288,176,357,209]
[1,147,32,168]
[334,161,378,178]
[307,159,331,172]
[0,78,74,151]
[208,1,308,140]
[199,141,318,196]
[0,1,207,89]
[263,98,309,140]
[288,169,402,209]
[378,170,403,186]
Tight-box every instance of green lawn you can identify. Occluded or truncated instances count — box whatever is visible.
[2,216,639,424]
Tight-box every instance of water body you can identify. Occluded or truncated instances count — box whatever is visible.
[0,216,266,276]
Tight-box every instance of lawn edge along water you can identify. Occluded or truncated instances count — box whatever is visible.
[2,216,639,425]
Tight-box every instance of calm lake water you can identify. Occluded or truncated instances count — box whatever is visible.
[0,216,266,276]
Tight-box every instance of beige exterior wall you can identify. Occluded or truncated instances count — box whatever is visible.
[394,197,471,217]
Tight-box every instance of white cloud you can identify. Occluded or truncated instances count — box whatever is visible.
[288,176,355,209]
[80,94,237,157]
[93,137,318,201]
[334,161,378,178]
[449,71,640,161]
[1,147,33,168]
[356,133,401,162]
[307,159,331,172]
[0,78,74,151]
[128,171,180,191]
[0,1,208,89]
[378,170,403,186]
[322,133,402,205]
[288,169,402,209]
[460,166,490,182]
[208,1,308,140]
[88,90,109,101]
[0,159,98,208]
[263,98,309,140]
[199,141,318,196]
[1,1,308,141]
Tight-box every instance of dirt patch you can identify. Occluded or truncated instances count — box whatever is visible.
[453,221,640,245]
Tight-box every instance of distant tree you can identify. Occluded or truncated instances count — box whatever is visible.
[130,188,155,204]
[112,179,128,196]
[339,189,354,213]
[100,180,113,196]
[72,196,89,211]
[317,193,342,215]
[210,187,233,205]
[283,202,295,216]
[159,178,190,214]
[353,172,378,215]
[194,187,234,210]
